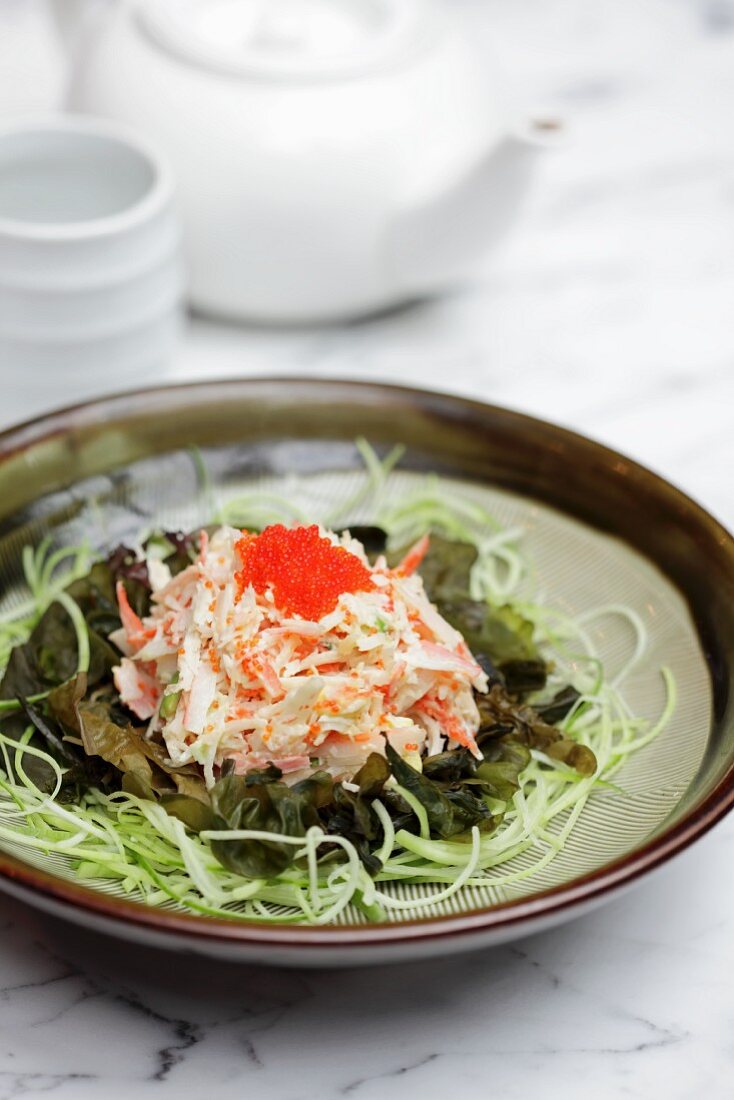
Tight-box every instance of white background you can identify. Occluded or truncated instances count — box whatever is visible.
[0,2,733,1098]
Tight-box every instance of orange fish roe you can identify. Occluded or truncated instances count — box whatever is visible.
[234,525,374,621]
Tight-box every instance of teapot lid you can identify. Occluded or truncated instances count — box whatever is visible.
[139,0,442,81]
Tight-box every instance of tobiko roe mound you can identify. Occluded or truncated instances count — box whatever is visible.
[234,524,374,620]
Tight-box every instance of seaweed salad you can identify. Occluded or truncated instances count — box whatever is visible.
[0,443,675,924]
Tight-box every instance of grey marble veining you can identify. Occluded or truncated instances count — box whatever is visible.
[1,830,732,1100]
[1,1,734,1097]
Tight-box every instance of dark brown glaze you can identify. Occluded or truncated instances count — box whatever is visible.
[0,378,732,951]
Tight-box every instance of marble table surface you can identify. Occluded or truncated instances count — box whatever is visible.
[1,1,734,1097]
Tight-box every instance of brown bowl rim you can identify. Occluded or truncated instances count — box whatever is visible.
[0,377,732,951]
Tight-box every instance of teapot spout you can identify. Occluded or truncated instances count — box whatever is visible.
[388,119,561,296]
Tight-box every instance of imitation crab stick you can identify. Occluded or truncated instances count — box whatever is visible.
[111,523,487,781]
[393,533,430,577]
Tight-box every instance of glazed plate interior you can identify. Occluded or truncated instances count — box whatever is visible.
[0,454,710,918]
[0,381,730,961]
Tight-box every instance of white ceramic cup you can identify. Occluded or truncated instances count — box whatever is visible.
[0,115,184,422]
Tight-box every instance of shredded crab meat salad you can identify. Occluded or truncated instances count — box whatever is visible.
[112,524,486,786]
[0,453,676,924]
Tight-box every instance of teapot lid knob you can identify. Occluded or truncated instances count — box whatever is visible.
[139,0,442,80]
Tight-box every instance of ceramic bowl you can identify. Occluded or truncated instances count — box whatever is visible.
[0,115,183,416]
[0,379,732,967]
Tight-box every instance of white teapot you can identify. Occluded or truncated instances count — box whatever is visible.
[55,0,555,323]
